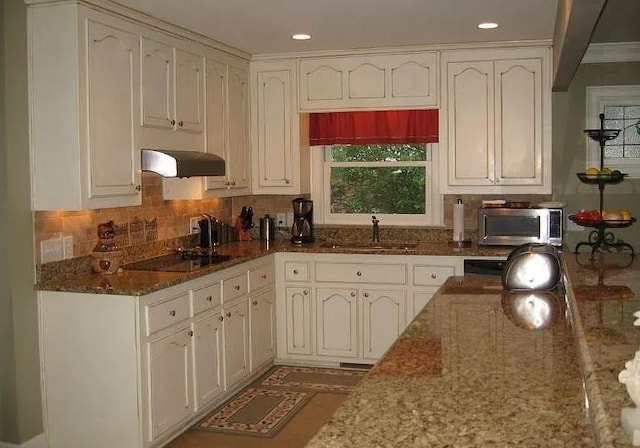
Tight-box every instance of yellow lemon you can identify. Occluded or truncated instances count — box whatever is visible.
[585,167,599,178]
[620,210,632,221]
[600,167,612,175]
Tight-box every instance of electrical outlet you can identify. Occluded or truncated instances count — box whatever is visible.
[62,235,74,259]
[276,212,286,228]
[41,237,64,263]
[189,217,201,234]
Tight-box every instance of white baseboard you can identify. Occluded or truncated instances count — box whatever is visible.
[0,434,46,448]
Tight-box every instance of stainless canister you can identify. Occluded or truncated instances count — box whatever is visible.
[260,215,275,242]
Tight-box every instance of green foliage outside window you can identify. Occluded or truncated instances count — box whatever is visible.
[329,144,427,215]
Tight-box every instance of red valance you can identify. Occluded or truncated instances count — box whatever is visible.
[309,109,439,145]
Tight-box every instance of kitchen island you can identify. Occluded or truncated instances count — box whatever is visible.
[305,252,640,448]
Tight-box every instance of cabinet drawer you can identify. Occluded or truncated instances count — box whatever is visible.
[413,265,455,286]
[284,261,309,282]
[249,264,274,291]
[192,283,221,315]
[146,293,190,335]
[223,272,247,302]
[315,262,405,284]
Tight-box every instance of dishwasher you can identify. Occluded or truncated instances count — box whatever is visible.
[463,258,506,276]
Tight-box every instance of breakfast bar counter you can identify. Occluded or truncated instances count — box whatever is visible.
[305,252,640,448]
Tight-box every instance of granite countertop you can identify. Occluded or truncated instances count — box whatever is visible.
[36,239,510,295]
[305,252,640,448]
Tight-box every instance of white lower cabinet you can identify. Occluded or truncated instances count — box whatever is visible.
[147,325,194,441]
[284,286,313,355]
[316,288,359,358]
[223,298,250,389]
[250,288,277,370]
[192,310,224,409]
[277,253,462,365]
[361,289,405,360]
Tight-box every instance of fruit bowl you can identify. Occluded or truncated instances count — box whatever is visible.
[569,215,635,228]
[577,171,626,184]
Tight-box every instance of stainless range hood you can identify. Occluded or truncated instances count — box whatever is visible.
[141,149,225,178]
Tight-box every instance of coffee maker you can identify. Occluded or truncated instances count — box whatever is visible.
[291,198,313,244]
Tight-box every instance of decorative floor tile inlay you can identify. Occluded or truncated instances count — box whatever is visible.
[196,388,313,438]
[259,366,367,393]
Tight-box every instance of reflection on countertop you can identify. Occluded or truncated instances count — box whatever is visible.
[564,252,640,447]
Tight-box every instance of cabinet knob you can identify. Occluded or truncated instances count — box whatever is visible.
[431,273,437,279]
[206,295,212,302]
[219,315,224,322]
[293,269,299,275]
[495,178,501,184]
[178,120,184,127]
[170,119,176,126]
[234,285,240,291]
[363,292,369,298]
[350,291,356,297]
[285,179,290,184]
[187,330,194,337]
[231,181,236,186]
[225,181,231,186]
[303,289,309,295]
[135,185,142,191]
[356,271,362,277]
[169,310,176,317]
[261,274,267,280]
[225,311,232,318]
[252,300,258,306]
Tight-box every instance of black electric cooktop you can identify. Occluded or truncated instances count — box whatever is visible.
[123,252,233,273]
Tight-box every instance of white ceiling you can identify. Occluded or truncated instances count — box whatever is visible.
[113,0,559,55]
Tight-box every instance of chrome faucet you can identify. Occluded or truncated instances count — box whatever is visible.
[372,216,380,243]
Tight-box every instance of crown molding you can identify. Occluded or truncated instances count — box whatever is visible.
[581,41,640,64]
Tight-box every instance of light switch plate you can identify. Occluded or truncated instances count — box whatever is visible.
[189,217,201,234]
[276,212,286,228]
[41,237,63,263]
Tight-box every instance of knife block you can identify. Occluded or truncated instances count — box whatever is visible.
[235,217,253,241]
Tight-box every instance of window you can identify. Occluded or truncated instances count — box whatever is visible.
[586,85,640,177]
[310,143,442,226]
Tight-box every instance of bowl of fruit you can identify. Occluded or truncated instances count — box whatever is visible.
[577,167,626,183]
[570,209,635,227]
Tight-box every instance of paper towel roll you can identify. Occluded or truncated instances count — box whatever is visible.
[453,199,465,242]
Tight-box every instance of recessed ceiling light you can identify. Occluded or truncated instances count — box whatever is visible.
[477,22,499,30]
[291,33,311,41]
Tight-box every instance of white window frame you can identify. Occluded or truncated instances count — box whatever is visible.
[586,85,640,178]
[310,143,443,226]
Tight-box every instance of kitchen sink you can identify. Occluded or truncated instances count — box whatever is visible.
[319,241,418,251]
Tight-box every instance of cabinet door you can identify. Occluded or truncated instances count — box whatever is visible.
[223,299,250,389]
[316,288,358,358]
[250,288,277,369]
[285,287,313,355]
[174,49,204,134]
[141,37,174,129]
[204,58,228,190]
[192,312,224,409]
[147,326,193,441]
[86,17,141,200]
[411,289,438,321]
[446,60,495,186]
[494,58,543,186]
[227,66,250,190]
[361,289,405,360]
[255,69,293,188]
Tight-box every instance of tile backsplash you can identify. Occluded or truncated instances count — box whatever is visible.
[33,172,550,263]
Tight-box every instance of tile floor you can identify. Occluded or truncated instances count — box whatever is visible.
[165,392,346,448]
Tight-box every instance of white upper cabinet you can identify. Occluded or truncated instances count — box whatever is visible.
[29,4,142,210]
[222,65,251,193]
[140,33,204,152]
[250,59,310,195]
[439,46,551,194]
[203,58,228,191]
[298,52,438,111]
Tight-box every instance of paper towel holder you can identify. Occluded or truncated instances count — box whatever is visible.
[449,198,472,248]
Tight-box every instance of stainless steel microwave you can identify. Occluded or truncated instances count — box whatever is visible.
[478,207,563,246]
